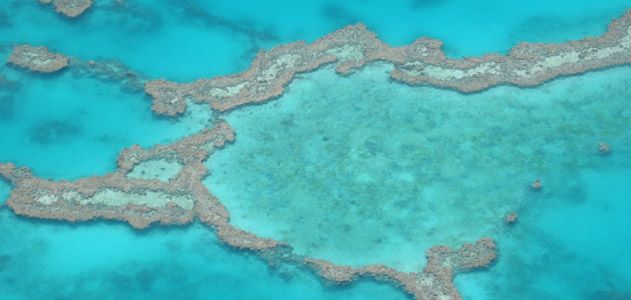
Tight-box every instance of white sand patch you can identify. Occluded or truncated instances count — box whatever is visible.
[36,194,58,205]
[327,45,364,61]
[403,62,500,80]
[64,189,194,209]
[258,54,301,81]
[208,82,247,98]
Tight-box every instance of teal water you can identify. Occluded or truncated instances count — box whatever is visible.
[1,1,630,299]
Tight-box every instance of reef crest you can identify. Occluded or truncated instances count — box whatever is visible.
[144,10,631,116]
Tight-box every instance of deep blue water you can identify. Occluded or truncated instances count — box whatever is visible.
[1,1,630,299]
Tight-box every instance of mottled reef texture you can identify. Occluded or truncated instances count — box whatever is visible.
[7,45,69,73]
[145,9,631,116]
[39,0,92,18]
[0,122,496,300]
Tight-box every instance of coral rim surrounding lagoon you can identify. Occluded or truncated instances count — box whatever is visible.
[144,9,631,116]
[1,2,630,300]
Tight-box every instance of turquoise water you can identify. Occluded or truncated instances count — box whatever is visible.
[1,1,630,299]
[0,50,212,179]
[0,209,408,300]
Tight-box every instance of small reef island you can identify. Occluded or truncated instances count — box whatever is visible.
[1,2,630,299]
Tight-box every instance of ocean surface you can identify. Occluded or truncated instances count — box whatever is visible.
[1,0,630,299]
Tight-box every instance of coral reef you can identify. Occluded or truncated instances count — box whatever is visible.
[304,238,497,300]
[39,0,92,18]
[7,45,69,73]
[144,10,631,116]
[1,124,224,233]
[6,45,148,91]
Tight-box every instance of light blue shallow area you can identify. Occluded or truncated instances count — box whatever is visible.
[0,0,627,81]
[0,209,409,300]
[207,64,631,297]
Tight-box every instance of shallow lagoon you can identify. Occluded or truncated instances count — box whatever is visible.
[208,64,631,297]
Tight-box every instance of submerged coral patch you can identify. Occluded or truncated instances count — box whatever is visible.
[29,120,82,145]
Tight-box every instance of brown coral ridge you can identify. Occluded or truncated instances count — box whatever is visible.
[0,122,277,250]
[304,238,497,300]
[7,45,69,73]
[39,0,93,18]
[145,10,631,116]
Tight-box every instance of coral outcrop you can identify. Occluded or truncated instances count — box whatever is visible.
[7,45,69,73]
[39,0,92,18]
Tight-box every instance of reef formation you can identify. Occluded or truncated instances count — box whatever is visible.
[0,122,277,250]
[7,45,69,73]
[8,44,148,91]
[4,9,631,300]
[39,0,92,18]
[145,10,631,116]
